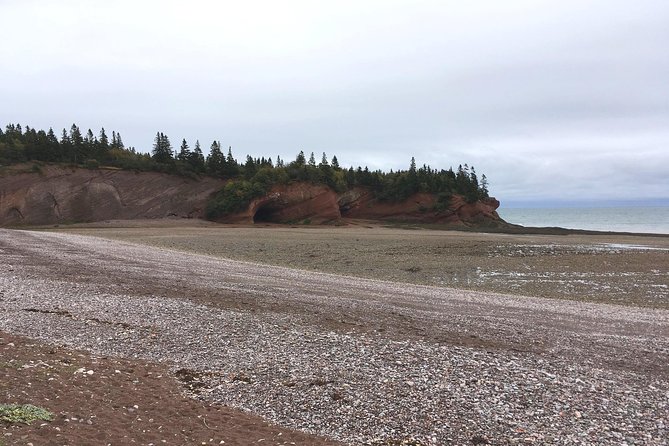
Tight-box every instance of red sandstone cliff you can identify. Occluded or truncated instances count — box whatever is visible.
[0,165,505,227]
[338,187,504,227]
[216,183,341,224]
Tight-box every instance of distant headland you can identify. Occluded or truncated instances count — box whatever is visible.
[1,123,506,227]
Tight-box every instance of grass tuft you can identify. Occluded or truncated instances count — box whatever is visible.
[0,403,54,425]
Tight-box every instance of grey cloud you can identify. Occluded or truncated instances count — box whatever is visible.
[1,0,668,204]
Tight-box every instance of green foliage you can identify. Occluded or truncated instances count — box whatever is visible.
[252,166,289,187]
[205,180,268,219]
[0,404,53,425]
[433,192,453,212]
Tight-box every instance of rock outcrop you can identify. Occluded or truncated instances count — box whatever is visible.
[217,184,504,227]
[217,183,341,224]
[1,165,506,227]
[338,187,504,227]
[0,165,224,225]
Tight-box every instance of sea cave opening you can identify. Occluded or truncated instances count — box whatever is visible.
[253,203,283,223]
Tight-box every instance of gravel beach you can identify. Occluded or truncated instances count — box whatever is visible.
[57,222,669,309]
[1,227,668,445]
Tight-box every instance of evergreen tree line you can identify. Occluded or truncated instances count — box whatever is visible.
[1,123,489,216]
[0,123,131,167]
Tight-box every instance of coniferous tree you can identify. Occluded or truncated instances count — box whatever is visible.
[83,129,96,160]
[206,140,223,174]
[178,139,191,162]
[70,124,83,145]
[407,156,418,194]
[36,129,52,161]
[85,129,95,145]
[221,146,239,177]
[46,128,60,160]
[115,132,124,149]
[318,152,335,186]
[22,126,37,160]
[331,155,340,170]
[287,151,308,180]
[455,164,467,191]
[60,129,73,162]
[152,132,173,163]
[99,128,109,154]
[70,124,84,163]
[110,131,119,149]
[243,155,257,179]
[226,147,235,166]
[294,151,306,167]
[480,174,489,198]
[465,166,479,202]
[190,140,205,172]
[470,166,478,189]
[345,167,356,185]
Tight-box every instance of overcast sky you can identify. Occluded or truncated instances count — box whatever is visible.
[1,0,667,206]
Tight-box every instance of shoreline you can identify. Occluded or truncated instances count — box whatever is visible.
[6,216,669,238]
[390,221,669,237]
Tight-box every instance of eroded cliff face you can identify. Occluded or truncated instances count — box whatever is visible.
[0,165,224,226]
[216,183,341,224]
[218,183,504,226]
[1,165,505,227]
[338,187,504,227]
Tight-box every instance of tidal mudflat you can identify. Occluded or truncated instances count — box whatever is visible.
[56,221,669,309]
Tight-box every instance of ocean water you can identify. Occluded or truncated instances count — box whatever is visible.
[497,206,669,235]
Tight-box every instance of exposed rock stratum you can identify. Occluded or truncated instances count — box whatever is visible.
[1,165,505,227]
[0,165,224,225]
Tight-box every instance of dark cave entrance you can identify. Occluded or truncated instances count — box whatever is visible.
[253,203,283,223]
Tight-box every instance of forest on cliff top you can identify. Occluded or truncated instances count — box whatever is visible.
[0,123,489,218]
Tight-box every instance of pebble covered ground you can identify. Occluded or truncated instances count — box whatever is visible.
[1,332,339,446]
[1,228,668,445]
[60,223,669,309]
